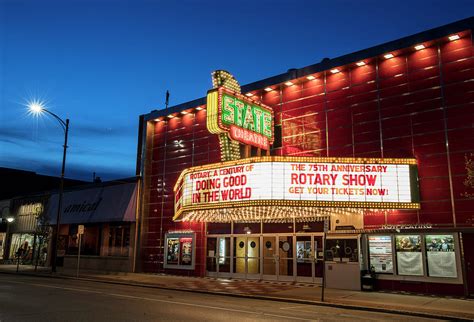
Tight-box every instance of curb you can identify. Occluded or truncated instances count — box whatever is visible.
[1,270,471,322]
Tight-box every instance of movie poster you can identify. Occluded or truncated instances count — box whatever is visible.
[166,238,180,265]
[180,237,193,265]
[425,235,457,278]
[368,236,393,273]
[396,235,423,276]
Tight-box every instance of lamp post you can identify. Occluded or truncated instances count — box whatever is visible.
[28,101,69,273]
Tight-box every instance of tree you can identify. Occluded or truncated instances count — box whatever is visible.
[34,211,51,271]
[463,153,474,199]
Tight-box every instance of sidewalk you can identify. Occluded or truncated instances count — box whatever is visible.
[1,264,473,321]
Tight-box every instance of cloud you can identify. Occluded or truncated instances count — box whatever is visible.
[69,122,137,138]
[0,156,135,182]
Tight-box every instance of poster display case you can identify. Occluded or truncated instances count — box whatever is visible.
[164,232,195,269]
[395,235,423,276]
[368,236,393,273]
[425,234,457,278]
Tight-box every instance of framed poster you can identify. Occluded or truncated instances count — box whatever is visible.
[396,235,423,276]
[425,235,457,278]
[164,233,195,270]
[368,236,393,273]
[166,238,180,265]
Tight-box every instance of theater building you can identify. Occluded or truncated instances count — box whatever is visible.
[136,17,474,296]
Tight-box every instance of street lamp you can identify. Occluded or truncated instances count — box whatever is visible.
[28,100,69,273]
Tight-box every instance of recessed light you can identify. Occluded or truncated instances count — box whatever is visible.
[356,61,366,66]
[306,75,316,80]
[264,87,273,92]
[448,34,460,41]
[330,68,340,74]
[384,53,394,59]
[196,106,203,111]
[245,93,254,97]
[284,81,294,86]
[167,114,174,118]
[414,44,425,51]
[181,111,189,115]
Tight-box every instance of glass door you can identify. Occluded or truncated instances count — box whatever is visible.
[232,236,260,279]
[278,235,294,281]
[296,235,313,282]
[262,236,278,280]
[294,234,324,283]
[206,237,218,277]
[207,236,231,278]
[217,237,231,277]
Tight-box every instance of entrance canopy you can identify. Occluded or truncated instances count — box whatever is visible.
[179,206,366,223]
[46,182,137,225]
[174,156,419,222]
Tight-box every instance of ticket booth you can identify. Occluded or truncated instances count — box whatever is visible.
[324,234,361,290]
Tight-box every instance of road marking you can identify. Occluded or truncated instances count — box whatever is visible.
[3,278,311,321]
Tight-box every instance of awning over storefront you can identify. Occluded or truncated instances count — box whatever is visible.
[46,182,137,225]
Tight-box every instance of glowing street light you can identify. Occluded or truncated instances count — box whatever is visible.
[27,99,69,273]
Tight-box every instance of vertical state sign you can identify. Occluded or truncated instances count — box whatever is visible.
[207,87,274,149]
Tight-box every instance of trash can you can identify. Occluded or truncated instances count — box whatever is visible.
[361,270,376,291]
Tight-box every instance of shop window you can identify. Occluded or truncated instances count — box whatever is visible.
[368,235,393,273]
[108,224,131,257]
[425,234,457,278]
[66,225,101,256]
[395,235,423,276]
[164,232,195,270]
[325,238,358,262]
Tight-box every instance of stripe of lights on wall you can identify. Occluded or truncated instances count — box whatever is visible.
[154,33,462,122]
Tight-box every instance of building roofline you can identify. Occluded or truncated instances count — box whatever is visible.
[142,16,474,121]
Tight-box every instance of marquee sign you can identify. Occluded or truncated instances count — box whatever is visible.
[174,156,420,221]
[207,87,274,150]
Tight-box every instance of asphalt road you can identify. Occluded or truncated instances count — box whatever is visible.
[0,274,443,322]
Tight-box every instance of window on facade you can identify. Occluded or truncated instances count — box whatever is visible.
[108,224,130,257]
[164,233,195,269]
[425,234,457,278]
[395,235,423,276]
[325,238,358,262]
[66,225,101,256]
[368,235,393,273]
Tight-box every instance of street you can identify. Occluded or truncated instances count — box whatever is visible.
[0,274,444,321]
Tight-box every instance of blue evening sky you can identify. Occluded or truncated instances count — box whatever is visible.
[0,0,472,181]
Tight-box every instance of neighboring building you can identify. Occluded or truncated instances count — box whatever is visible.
[0,168,86,261]
[136,17,474,296]
[0,167,85,199]
[44,177,138,272]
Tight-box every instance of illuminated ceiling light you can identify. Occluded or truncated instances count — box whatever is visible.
[448,34,460,41]
[167,114,174,118]
[245,92,254,97]
[414,44,425,50]
[195,106,203,110]
[181,111,189,115]
[306,75,316,80]
[264,87,273,92]
[330,68,340,74]
[384,53,394,59]
[284,81,294,86]
[356,61,366,66]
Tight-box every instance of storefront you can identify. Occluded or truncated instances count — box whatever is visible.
[7,195,50,266]
[136,17,474,296]
[45,178,138,272]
